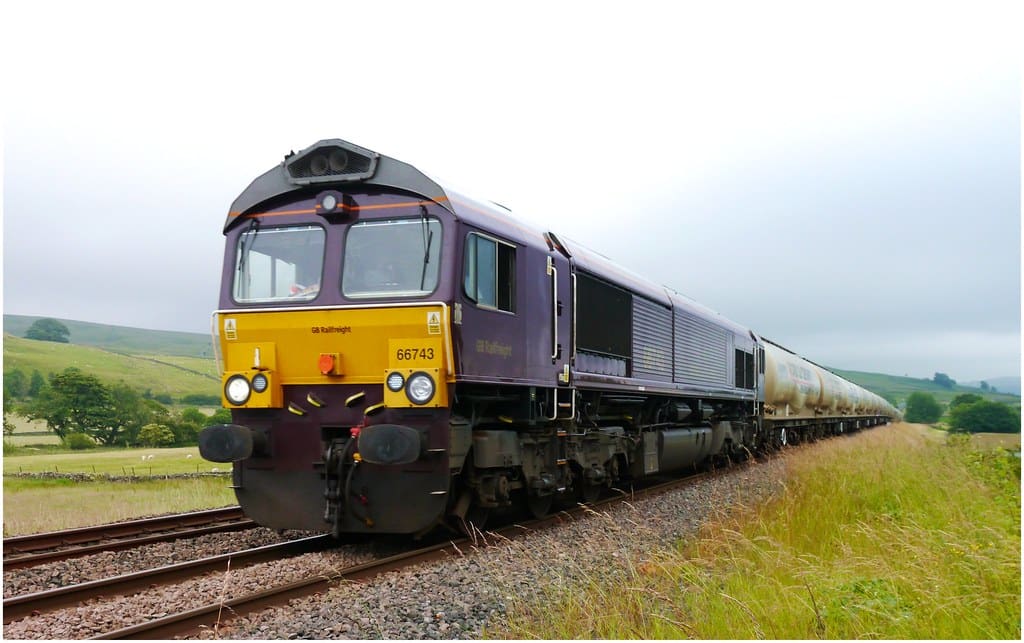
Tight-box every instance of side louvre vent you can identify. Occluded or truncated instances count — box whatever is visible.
[674,310,728,386]
[632,297,672,381]
[285,140,379,185]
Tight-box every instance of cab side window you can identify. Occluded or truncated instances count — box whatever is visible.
[464,233,516,312]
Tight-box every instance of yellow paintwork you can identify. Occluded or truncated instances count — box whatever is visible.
[216,304,452,409]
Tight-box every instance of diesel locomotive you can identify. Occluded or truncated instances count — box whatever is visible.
[199,138,899,536]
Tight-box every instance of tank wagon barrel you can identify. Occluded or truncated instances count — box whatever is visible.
[198,138,898,536]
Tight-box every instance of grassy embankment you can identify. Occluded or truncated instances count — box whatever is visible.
[495,423,1020,640]
[3,446,236,536]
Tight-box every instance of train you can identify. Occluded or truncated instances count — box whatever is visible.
[198,138,899,537]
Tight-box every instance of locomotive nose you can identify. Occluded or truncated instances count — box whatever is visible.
[199,424,255,462]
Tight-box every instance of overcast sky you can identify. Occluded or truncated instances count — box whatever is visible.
[2,1,1020,383]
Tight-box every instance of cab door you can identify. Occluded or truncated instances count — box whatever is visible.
[546,251,572,391]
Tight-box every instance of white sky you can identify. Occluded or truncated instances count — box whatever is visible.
[2,0,1021,383]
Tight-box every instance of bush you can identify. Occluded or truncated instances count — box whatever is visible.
[949,393,983,409]
[64,432,96,450]
[904,392,943,424]
[949,401,1021,434]
[138,423,176,447]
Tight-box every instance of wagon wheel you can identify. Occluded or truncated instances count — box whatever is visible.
[527,492,553,519]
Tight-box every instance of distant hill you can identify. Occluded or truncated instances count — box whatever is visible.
[3,315,211,358]
[830,367,1021,407]
[961,376,1021,396]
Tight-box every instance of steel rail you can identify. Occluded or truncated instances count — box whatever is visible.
[3,507,251,569]
[3,535,333,624]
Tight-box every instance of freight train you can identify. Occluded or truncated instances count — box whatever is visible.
[199,138,899,536]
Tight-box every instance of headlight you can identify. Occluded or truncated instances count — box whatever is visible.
[225,375,251,405]
[386,371,405,392]
[405,372,435,405]
[252,373,269,393]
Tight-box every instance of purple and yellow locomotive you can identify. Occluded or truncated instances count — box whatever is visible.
[199,138,898,536]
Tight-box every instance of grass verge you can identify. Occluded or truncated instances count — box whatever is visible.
[3,476,237,536]
[496,423,1020,639]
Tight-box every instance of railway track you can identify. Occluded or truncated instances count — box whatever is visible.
[8,468,727,639]
[3,535,332,624]
[2,507,253,570]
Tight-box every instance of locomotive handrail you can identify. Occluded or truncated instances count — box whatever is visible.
[571,272,577,363]
[547,256,558,361]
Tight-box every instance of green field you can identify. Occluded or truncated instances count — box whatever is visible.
[3,445,222,476]
[3,334,218,399]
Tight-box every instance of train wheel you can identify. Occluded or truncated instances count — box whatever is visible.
[527,492,553,518]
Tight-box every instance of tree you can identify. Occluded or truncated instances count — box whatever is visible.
[4,369,28,399]
[138,423,176,447]
[95,383,149,446]
[980,381,990,392]
[25,368,114,440]
[949,393,983,410]
[24,318,70,343]
[171,407,207,446]
[932,372,956,389]
[949,401,1021,434]
[904,392,943,423]
[28,370,46,397]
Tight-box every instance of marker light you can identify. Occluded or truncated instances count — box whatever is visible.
[405,372,435,405]
[320,193,338,211]
[386,371,405,392]
[252,373,269,393]
[225,375,251,405]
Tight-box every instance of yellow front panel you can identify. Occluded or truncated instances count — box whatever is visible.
[217,305,451,408]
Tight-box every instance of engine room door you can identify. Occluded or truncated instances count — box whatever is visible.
[546,252,572,392]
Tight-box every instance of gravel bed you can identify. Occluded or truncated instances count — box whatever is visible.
[3,527,315,597]
[208,455,790,640]
[3,454,789,639]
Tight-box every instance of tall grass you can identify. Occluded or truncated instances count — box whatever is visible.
[497,424,1020,639]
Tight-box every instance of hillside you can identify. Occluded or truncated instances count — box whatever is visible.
[831,367,1021,407]
[3,334,218,400]
[3,315,212,358]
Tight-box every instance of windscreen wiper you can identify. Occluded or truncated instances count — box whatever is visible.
[419,205,433,290]
[237,217,261,278]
